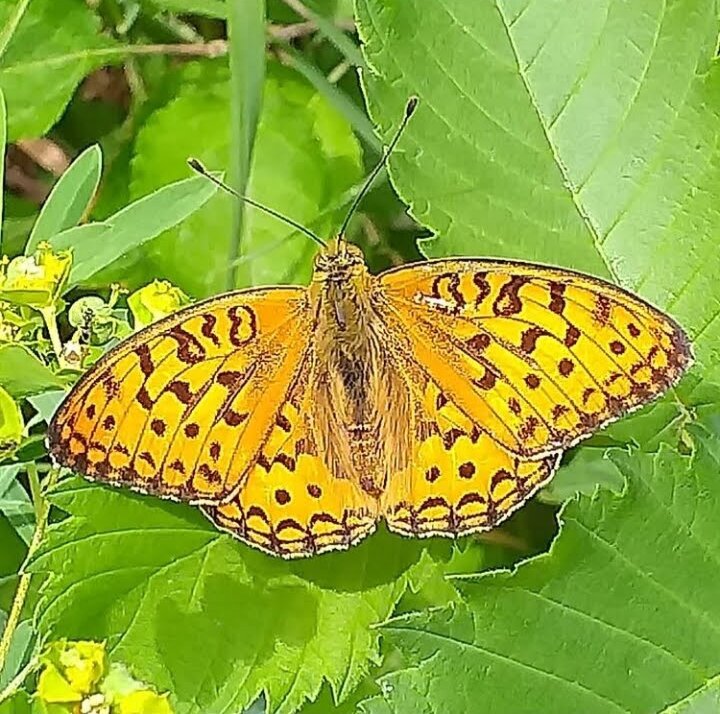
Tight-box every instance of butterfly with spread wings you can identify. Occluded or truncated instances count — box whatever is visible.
[48,101,692,559]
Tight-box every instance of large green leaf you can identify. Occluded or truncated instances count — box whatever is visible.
[364,396,720,714]
[356,0,720,380]
[130,61,362,297]
[0,0,121,139]
[30,481,444,714]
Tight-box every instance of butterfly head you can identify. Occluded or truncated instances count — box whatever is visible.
[312,238,367,283]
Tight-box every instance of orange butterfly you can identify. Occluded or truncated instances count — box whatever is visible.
[48,101,693,558]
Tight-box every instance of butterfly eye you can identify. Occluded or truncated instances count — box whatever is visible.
[313,254,334,275]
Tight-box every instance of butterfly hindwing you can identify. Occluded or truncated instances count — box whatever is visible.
[379,259,693,458]
[49,287,312,503]
[382,363,559,538]
[203,363,377,558]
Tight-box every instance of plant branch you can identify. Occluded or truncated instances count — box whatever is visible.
[39,306,64,366]
[26,462,42,522]
[280,0,364,66]
[0,467,60,684]
[125,39,228,57]
[226,0,267,290]
[0,655,39,705]
[279,0,317,23]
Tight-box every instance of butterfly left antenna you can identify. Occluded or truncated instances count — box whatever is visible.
[187,158,328,249]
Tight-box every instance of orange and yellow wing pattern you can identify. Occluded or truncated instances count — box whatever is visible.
[202,363,377,558]
[49,288,313,503]
[383,365,559,538]
[379,259,693,459]
[48,255,694,558]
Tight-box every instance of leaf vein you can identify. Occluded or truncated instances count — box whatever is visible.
[386,624,631,713]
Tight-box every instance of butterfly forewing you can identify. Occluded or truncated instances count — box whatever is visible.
[49,287,312,503]
[378,259,693,459]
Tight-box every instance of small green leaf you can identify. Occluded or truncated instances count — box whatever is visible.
[27,390,65,425]
[0,496,26,580]
[26,145,103,254]
[0,619,33,693]
[127,280,191,330]
[539,448,625,505]
[52,176,218,288]
[0,345,64,398]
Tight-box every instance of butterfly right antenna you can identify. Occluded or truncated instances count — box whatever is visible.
[337,96,418,240]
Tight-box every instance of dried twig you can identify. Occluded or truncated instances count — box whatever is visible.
[268,21,316,40]
[125,39,228,57]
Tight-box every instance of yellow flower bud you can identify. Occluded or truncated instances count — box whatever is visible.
[37,662,83,704]
[37,640,107,704]
[59,640,106,694]
[128,280,191,330]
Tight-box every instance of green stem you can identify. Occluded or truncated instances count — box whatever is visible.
[226,0,267,290]
[0,468,60,684]
[0,656,39,705]
[26,462,42,522]
[276,44,381,153]
[280,0,365,68]
[39,306,63,366]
